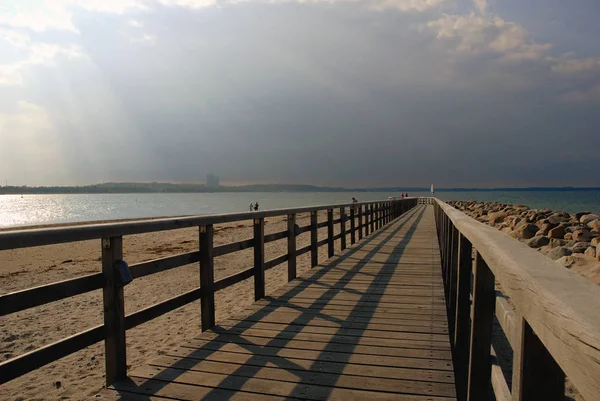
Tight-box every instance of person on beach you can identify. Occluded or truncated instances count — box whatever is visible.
[254,202,259,211]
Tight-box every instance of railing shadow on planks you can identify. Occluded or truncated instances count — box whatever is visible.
[0,198,417,386]
[431,197,600,401]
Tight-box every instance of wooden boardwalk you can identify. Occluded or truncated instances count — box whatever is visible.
[101,204,456,400]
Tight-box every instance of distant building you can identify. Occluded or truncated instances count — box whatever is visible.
[206,173,220,188]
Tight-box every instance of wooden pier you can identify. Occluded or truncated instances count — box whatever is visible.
[100,204,455,400]
[3,197,600,401]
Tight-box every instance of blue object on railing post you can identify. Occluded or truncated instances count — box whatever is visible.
[114,260,132,287]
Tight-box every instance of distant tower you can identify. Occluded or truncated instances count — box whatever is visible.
[206,173,220,188]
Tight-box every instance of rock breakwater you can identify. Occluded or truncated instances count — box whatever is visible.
[448,200,600,284]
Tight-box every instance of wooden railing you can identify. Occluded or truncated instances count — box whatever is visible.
[430,197,600,401]
[0,198,417,386]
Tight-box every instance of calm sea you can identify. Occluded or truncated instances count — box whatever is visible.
[1,190,599,229]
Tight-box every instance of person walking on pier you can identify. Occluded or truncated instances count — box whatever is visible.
[254,202,259,211]
[249,202,254,212]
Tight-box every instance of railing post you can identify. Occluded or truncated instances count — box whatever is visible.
[365,205,369,236]
[454,233,472,401]
[339,207,346,251]
[350,206,356,245]
[327,208,334,258]
[199,224,215,332]
[358,205,363,240]
[102,235,126,386]
[512,316,565,401]
[466,251,495,401]
[310,211,318,267]
[370,204,374,233]
[254,218,265,300]
[448,225,459,317]
[287,214,296,281]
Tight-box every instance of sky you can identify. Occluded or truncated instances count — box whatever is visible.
[0,0,599,188]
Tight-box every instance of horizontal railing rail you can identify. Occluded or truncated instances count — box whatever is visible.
[0,198,417,386]
[429,197,600,401]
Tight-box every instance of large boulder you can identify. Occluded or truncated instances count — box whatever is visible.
[488,211,508,224]
[549,238,566,248]
[547,247,572,260]
[587,219,600,232]
[548,215,571,225]
[580,214,600,224]
[573,229,592,242]
[526,235,550,248]
[511,217,522,228]
[575,211,592,220]
[592,237,600,247]
[585,246,597,259]
[536,223,557,236]
[511,223,538,240]
[548,225,566,239]
[571,242,591,254]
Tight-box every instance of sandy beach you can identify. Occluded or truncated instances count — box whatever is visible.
[0,211,348,400]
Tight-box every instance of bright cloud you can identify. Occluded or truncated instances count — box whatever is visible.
[0,27,83,85]
[0,0,147,32]
[552,57,600,74]
[427,13,551,61]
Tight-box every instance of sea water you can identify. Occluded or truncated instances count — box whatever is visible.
[1,190,599,229]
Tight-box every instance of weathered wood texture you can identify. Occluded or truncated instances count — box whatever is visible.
[436,198,600,401]
[100,205,456,400]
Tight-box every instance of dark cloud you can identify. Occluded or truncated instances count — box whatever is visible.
[0,1,599,187]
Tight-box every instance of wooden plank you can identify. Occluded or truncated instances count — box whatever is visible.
[495,295,516,346]
[253,218,265,301]
[340,207,347,251]
[454,232,472,401]
[199,327,450,350]
[216,320,449,342]
[130,251,200,279]
[350,205,356,244]
[111,377,293,401]
[264,229,288,243]
[0,272,104,316]
[490,346,511,401]
[287,213,296,281]
[146,357,457,397]
[214,238,254,257]
[0,325,104,385]
[214,267,254,291]
[358,204,363,240]
[125,288,202,330]
[102,236,127,386]
[166,342,453,371]
[466,252,495,401]
[512,315,565,401]
[129,366,455,401]
[199,224,215,331]
[150,352,455,384]
[264,254,289,271]
[327,208,334,258]
[310,211,318,267]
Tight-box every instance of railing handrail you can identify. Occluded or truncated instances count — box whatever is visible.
[0,198,415,250]
[430,197,600,401]
[0,197,417,387]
